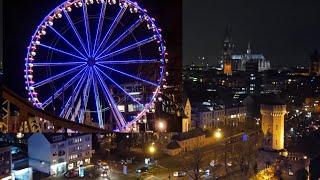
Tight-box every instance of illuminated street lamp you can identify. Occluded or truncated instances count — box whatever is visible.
[156,120,167,132]
[158,121,165,130]
[214,128,222,139]
[149,145,156,154]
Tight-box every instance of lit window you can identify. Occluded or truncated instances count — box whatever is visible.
[118,105,125,112]
[68,163,74,170]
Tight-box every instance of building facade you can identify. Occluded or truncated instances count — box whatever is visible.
[192,104,246,129]
[0,146,12,180]
[164,129,206,156]
[182,98,192,132]
[28,134,92,176]
[225,106,247,127]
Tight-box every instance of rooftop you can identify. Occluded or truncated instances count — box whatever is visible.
[172,129,205,141]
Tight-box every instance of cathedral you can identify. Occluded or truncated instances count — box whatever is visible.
[221,26,271,74]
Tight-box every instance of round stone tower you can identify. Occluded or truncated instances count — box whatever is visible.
[260,104,286,151]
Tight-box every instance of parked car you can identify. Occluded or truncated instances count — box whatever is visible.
[64,170,78,178]
[173,171,186,177]
[101,162,109,170]
[100,170,108,178]
[97,160,102,166]
[136,166,149,174]
[288,169,294,176]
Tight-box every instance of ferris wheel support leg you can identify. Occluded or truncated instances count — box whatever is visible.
[95,67,143,106]
[92,74,104,128]
[60,69,88,118]
[41,68,86,108]
[94,67,127,130]
[78,70,92,124]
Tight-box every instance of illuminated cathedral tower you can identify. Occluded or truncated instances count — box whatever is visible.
[222,25,235,75]
[260,103,286,151]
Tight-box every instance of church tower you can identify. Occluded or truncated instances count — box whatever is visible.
[260,103,286,151]
[222,25,235,75]
[310,50,320,76]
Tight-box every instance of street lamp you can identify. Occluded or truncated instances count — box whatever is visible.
[214,128,222,139]
[158,121,165,130]
[156,120,166,132]
[149,145,156,154]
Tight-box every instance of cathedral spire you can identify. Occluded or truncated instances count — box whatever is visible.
[247,41,252,54]
[224,24,232,42]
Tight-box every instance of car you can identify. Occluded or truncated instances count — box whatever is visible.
[173,171,186,177]
[101,162,109,170]
[64,170,78,178]
[97,160,102,166]
[227,162,233,167]
[136,166,149,174]
[100,170,108,178]
[288,169,294,176]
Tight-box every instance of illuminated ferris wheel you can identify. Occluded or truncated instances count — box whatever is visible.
[24,0,167,132]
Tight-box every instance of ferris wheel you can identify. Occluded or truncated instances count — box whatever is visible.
[24,0,167,132]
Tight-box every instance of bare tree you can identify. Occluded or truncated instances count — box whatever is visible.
[182,141,205,180]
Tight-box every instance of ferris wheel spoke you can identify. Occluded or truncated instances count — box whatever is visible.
[94,6,127,57]
[33,64,86,88]
[96,18,144,58]
[82,0,92,56]
[31,62,85,67]
[47,26,87,59]
[94,67,127,129]
[95,66,143,106]
[78,68,93,124]
[60,68,88,117]
[38,43,87,61]
[93,2,107,55]
[63,9,89,56]
[97,63,159,87]
[41,67,88,108]
[98,59,159,65]
[96,36,156,60]
[92,70,104,128]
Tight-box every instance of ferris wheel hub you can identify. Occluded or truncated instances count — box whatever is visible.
[87,58,96,66]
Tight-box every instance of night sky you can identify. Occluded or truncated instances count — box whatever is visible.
[3,0,181,96]
[183,0,320,66]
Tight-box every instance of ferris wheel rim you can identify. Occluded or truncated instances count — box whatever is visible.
[24,0,167,132]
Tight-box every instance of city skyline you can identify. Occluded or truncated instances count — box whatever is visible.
[183,0,320,66]
[1,0,320,179]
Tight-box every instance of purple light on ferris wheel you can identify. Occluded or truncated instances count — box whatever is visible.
[24,0,167,132]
